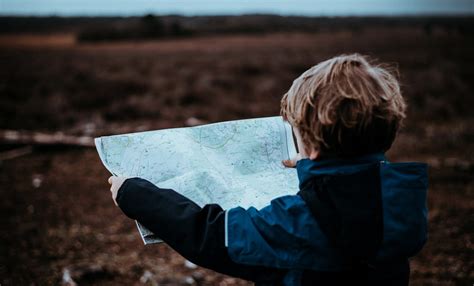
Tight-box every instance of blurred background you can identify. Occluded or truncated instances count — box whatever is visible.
[0,0,473,285]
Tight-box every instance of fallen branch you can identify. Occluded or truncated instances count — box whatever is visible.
[185,117,208,127]
[0,145,33,161]
[0,130,94,147]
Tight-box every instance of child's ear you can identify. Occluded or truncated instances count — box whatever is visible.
[309,149,320,160]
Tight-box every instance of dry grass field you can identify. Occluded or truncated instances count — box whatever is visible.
[0,17,473,285]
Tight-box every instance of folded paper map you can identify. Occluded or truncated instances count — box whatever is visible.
[95,116,299,244]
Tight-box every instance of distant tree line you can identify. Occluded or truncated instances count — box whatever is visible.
[77,14,193,42]
[0,15,472,41]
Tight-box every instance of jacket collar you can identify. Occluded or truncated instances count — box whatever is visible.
[296,153,386,190]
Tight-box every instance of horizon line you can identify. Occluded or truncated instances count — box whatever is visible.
[1,11,473,18]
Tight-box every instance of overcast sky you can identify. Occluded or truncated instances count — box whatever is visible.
[1,0,473,16]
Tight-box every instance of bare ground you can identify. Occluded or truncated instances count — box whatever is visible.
[0,26,473,285]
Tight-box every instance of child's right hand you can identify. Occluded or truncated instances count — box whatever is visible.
[282,153,303,168]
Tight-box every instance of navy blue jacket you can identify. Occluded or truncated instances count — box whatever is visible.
[116,153,428,285]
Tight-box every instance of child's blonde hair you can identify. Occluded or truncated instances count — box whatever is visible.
[280,54,406,157]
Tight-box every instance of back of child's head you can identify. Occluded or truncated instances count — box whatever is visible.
[281,54,406,157]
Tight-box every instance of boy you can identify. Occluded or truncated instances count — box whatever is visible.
[108,54,428,285]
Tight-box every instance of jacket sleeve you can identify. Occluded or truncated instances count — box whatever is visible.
[116,177,286,283]
[225,195,347,271]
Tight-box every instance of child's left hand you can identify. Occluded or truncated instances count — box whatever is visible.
[108,176,128,206]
